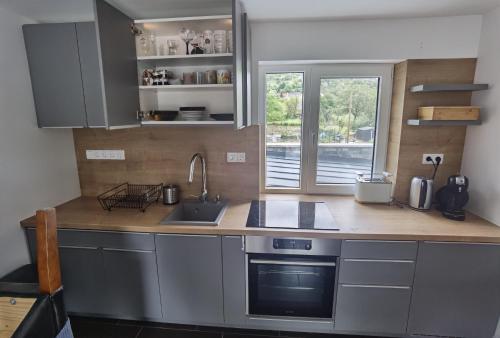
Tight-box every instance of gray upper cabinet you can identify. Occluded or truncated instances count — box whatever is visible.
[75,22,105,127]
[93,0,140,128]
[23,0,140,129]
[232,0,248,129]
[23,23,87,128]
[408,242,500,338]
[222,236,247,326]
[156,234,224,325]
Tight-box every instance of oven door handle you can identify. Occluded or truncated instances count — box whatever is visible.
[249,259,336,267]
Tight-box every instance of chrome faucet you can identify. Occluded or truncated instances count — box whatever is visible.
[188,153,208,202]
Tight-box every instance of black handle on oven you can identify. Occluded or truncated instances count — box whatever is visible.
[249,259,336,267]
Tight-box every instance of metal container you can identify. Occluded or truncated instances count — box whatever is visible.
[409,176,433,210]
[163,184,179,205]
[194,71,205,84]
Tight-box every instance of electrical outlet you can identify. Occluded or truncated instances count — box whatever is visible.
[422,153,444,165]
[86,150,125,160]
[227,152,246,163]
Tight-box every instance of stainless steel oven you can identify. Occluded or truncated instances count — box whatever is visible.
[246,236,341,319]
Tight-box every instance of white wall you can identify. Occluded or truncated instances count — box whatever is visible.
[250,15,482,122]
[251,15,482,62]
[0,7,81,275]
[462,6,500,226]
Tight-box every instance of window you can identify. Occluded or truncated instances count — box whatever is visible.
[264,72,305,188]
[260,64,392,194]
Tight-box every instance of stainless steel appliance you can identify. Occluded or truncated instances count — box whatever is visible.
[436,175,469,221]
[409,176,433,210]
[162,184,179,205]
[245,236,340,319]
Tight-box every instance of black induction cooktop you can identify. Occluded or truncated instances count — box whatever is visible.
[246,200,339,230]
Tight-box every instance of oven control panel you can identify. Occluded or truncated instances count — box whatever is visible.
[273,238,312,250]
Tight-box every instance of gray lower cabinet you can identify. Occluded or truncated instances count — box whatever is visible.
[222,236,247,326]
[26,229,161,320]
[155,234,224,325]
[408,241,500,338]
[101,248,162,320]
[59,246,106,315]
[334,240,417,335]
[335,284,412,334]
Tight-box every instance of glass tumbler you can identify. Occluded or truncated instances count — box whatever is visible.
[213,30,227,53]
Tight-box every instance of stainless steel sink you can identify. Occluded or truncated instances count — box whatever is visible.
[160,200,228,226]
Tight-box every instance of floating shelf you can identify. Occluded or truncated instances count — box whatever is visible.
[139,84,233,90]
[407,119,482,126]
[410,84,489,93]
[137,53,232,61]
[141,120,233,126]
[134,15,232,24]
[137,53,233,66]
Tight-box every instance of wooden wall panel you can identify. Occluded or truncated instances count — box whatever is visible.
[386,61,407,192]
[387,59,477,202]
[73,126,260,201]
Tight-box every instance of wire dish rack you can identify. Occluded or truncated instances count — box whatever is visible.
[97,183,163,212]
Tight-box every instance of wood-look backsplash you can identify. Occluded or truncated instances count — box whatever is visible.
[73,126,260,201]
[386,59,477,202]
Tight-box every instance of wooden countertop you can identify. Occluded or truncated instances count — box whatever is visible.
[20,195,500,243]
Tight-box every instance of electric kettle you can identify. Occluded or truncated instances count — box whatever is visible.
[409,176,433,210]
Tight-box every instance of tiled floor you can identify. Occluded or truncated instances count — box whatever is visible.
[70,316,383,338]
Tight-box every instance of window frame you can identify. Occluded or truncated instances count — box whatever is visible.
[259,63,393,195]
[259,65,311,194]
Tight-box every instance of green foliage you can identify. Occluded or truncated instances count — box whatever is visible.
[265,72,378,144]
[319,78,378,143]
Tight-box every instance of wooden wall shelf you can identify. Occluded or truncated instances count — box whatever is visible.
[407,119,482,126]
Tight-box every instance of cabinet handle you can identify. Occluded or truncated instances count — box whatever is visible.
[241,236,245,252]
[341,284,411,290]
[250,259,336,267]
[59,245,99,250]
[343,259,414,263]
[157,234,218,238]
[58,229,151,236]
[344,240,416,244]
[102,248,153,253]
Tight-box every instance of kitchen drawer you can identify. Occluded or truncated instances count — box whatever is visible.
[339,259,415,286]
[335,284,412,334]
[341,240,417,260]
[26,228,155,251]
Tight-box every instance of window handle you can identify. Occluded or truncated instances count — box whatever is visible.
[312,132,317,147]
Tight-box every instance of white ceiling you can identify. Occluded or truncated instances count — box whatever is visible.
[0,0,499,22]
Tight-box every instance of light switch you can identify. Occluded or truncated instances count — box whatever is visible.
[86,150,125,160]
[227,152,246,163]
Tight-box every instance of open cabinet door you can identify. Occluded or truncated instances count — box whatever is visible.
[243,12,252,126]
[232,0,248,129]
[94,0,140,129]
